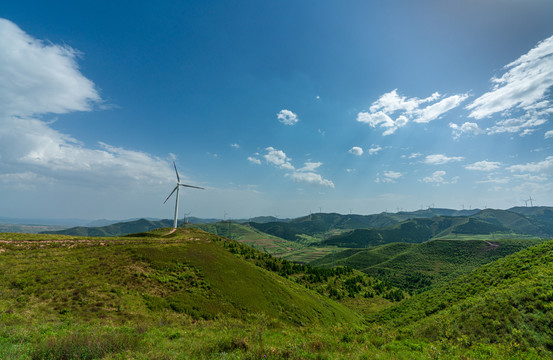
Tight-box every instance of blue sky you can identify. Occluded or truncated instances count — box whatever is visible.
[1,1,553,220]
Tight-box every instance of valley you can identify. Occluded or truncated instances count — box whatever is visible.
[0,207,552,358]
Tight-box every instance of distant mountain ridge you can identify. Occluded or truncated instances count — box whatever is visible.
[38,207,553,240]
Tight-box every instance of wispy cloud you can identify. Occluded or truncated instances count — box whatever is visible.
[507,156,553,173]
[348,146,364,156]
[545,130,553,139]
[297,161,322,172]
[277,109,299,125]
[230,143,240,149]
[357,89,468,135]
[465,160,501,171]
[413,94,469,124]
[467,36,553,120]
[247,156,261,165]
[424,154,464,165]
[465,35,553,137]
[368,145,382,155]
[379,170,402,183]
[0,19,174,189]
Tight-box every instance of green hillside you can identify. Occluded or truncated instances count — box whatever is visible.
[1,230,552,358]
[313,239,544,292]
[41,218,174,236]
[0,229,358,327]
[193,221,304,256]
[373,239,553,352]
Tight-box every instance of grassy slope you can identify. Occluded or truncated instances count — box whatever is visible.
[313,239,544,292]
[0,229,358,327]
[1,231,552,358]
[374,239,553,352]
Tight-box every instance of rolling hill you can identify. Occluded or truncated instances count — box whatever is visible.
[1,228,552,358]
[313,239,544,292]
[373,238,553,352]
[320,208,553,248]
[0,228,358,326]
[39,207,553,241]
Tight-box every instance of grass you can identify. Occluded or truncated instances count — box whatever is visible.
[1,230,552,358]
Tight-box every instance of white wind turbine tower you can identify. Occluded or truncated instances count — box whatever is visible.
[164,161,204,229]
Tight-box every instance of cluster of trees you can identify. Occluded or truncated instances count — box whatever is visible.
[217,235,405,303]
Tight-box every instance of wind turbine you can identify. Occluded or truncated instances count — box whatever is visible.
[528,195,535,207]
[164,161,204,229]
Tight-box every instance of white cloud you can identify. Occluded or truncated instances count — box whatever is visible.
[545,130,553,139]
[465,160,502,171]
[424,154,465,165]
[467,35,553,120]
[277,109,299,125]
[421,170,458,185]
[413,94,469,123]
[449,122,484,139]
[0,19,175,189]
[422,170,446,184]
[507,156,553,173]
[297,161,322,172]
[476,175,510,184]
[358,89,467,135]
[408,152,422,159]
[257,147,334,188]
[383,170,402,183]
[0,19,101,117]
[368,146,382,155]
[287,172,334,188]
[486,115,548,136]
[348,146,364,156]
[263,147,295,170]
[369,89,438,114]
[247,156,261,165]
[513,174,548,182]
[356,111,408,136]
[230,143,240,149]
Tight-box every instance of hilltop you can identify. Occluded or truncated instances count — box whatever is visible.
[0,228,359,327]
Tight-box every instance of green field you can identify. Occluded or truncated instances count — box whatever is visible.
[1,230,552,358]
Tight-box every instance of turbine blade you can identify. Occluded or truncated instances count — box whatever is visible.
[173,161,180,183]
[179,184,204,190]
[163,186,179,204]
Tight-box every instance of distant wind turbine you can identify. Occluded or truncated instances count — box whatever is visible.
[164,161,204,229]
[528,195,535,207]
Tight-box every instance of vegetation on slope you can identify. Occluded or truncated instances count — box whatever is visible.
[373,239,553,353]
[313,239,544,292]
[1,231,552,358]
[0,229,359,327]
